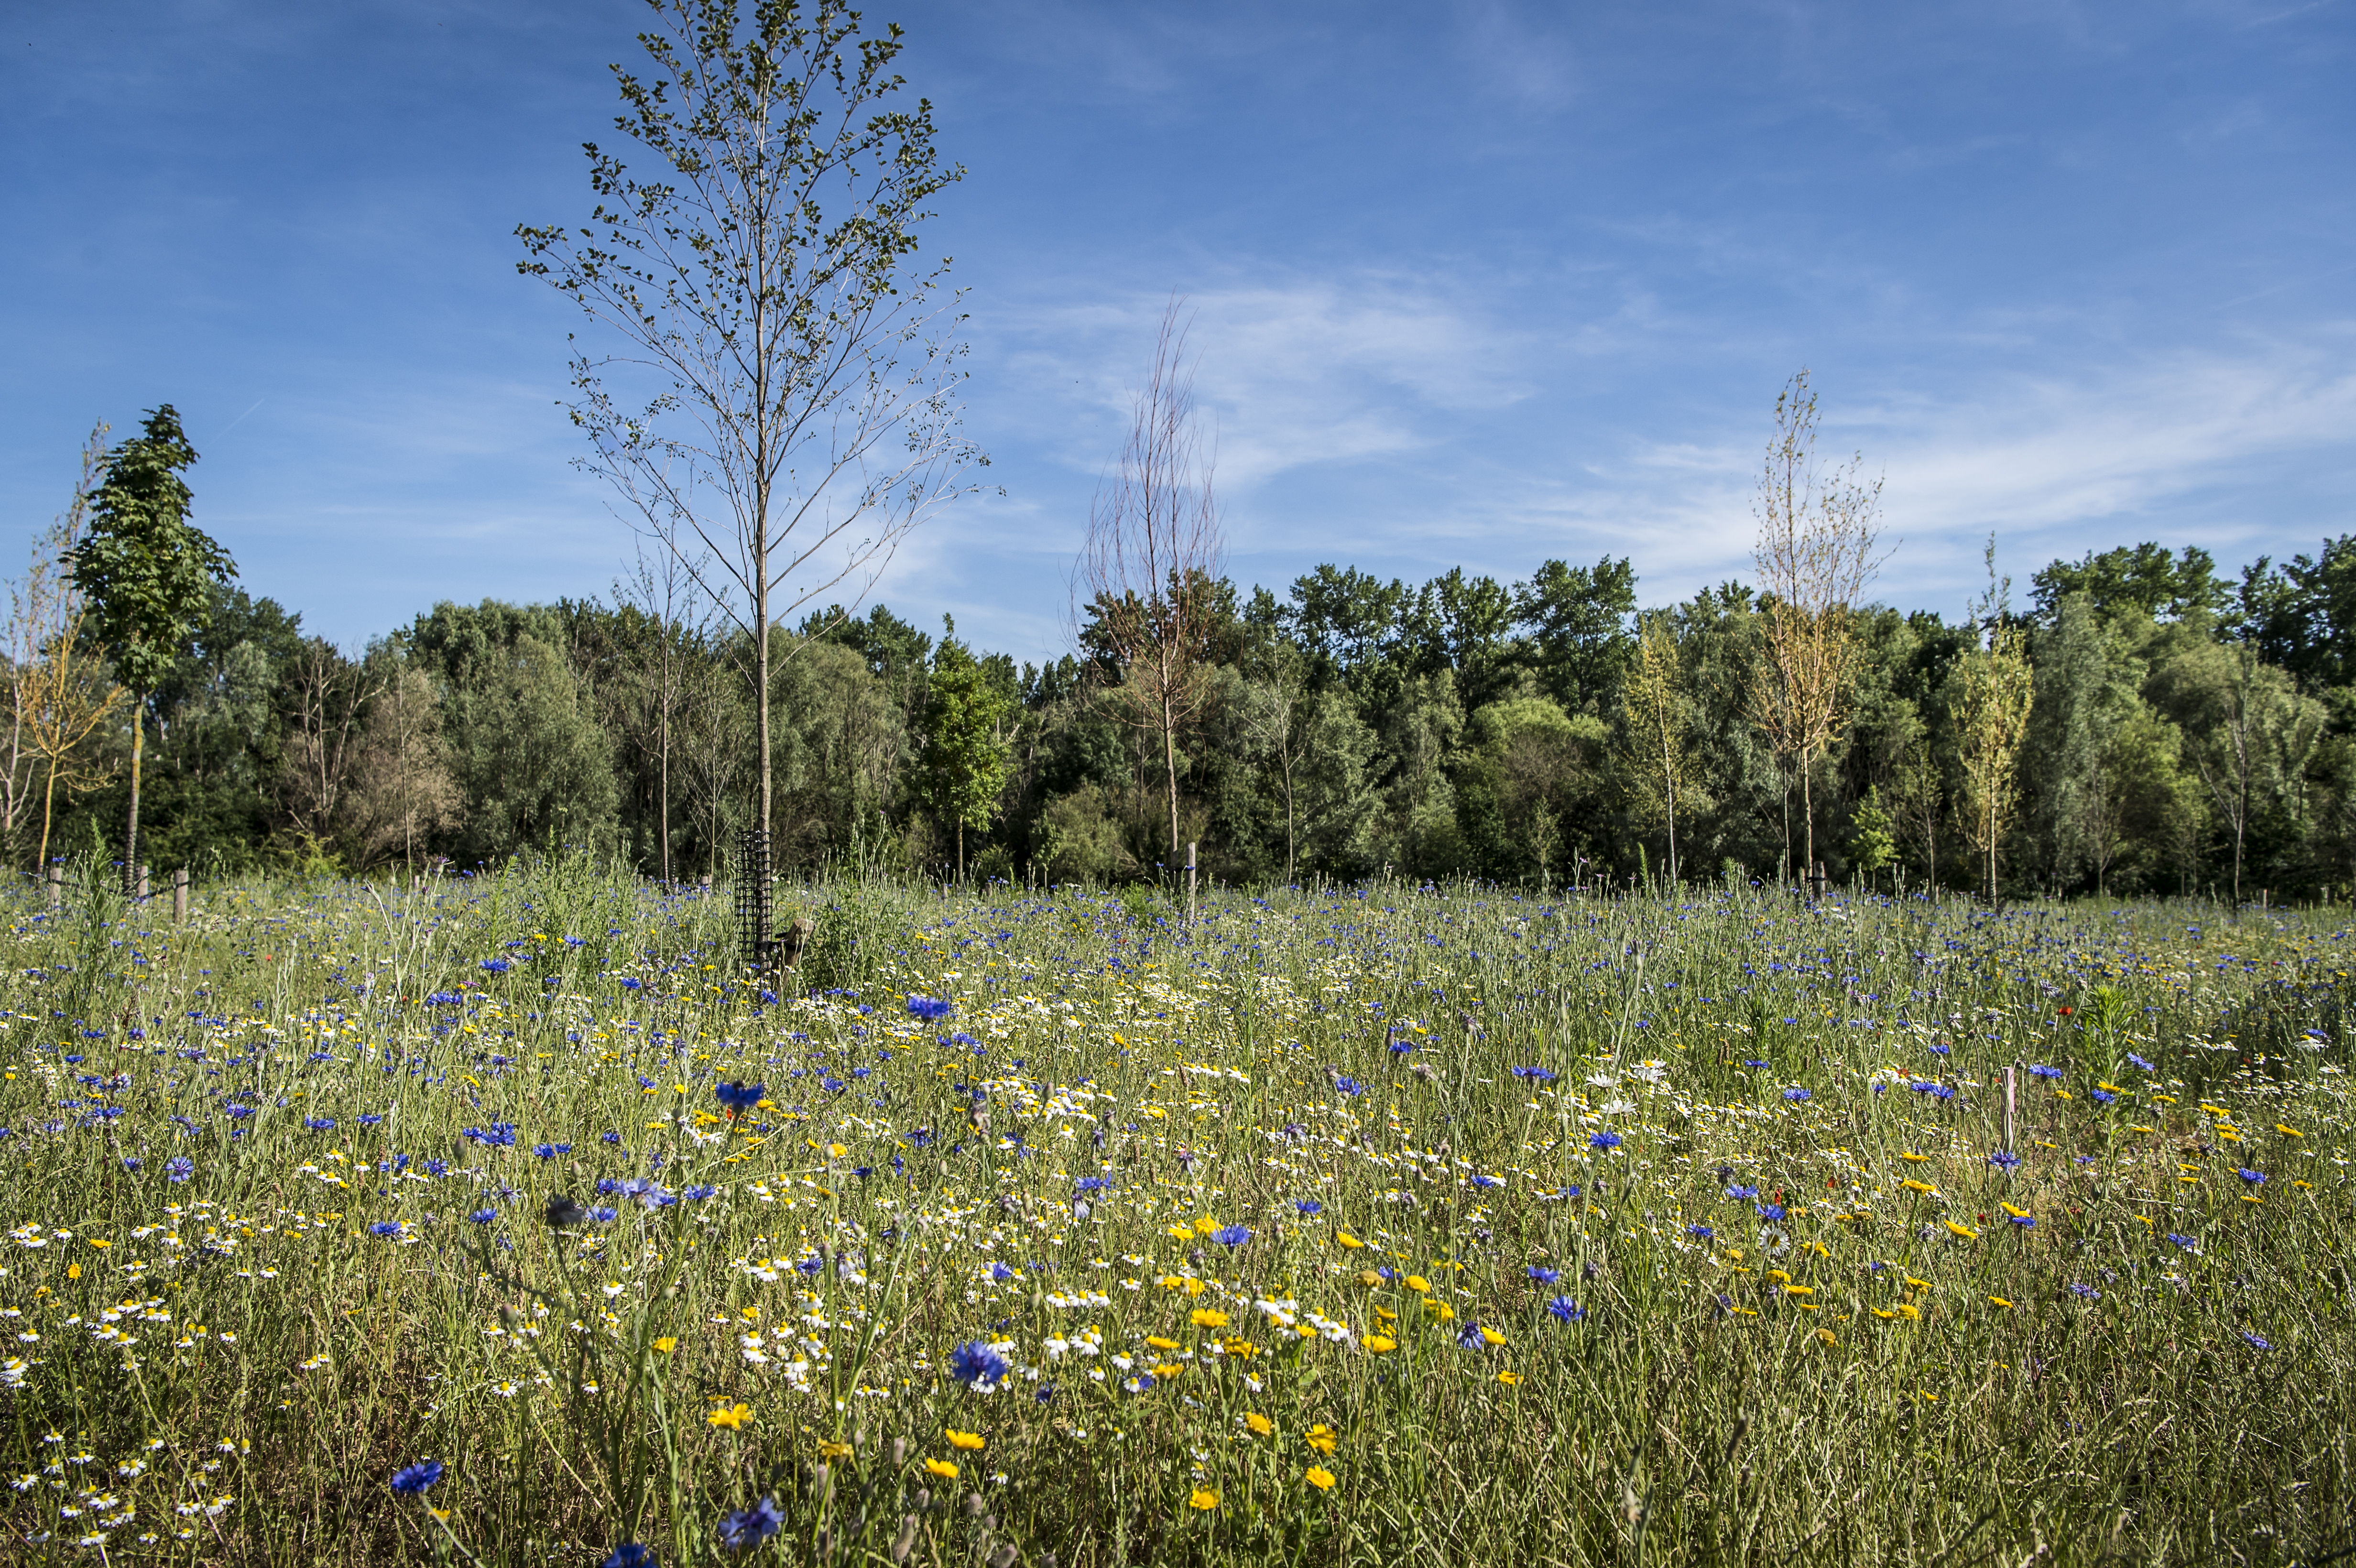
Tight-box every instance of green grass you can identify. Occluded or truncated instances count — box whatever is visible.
[1,859,2350,1565]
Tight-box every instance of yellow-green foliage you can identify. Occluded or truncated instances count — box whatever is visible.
[1,861,2350,1565]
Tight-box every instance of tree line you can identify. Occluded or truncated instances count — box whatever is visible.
[9,419,2355,903]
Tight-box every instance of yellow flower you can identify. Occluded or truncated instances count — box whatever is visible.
[1896,1303,1920,1320]
[1305,1465,1337,1490]
[1244,1412,1273,1437]
[1151,1362,1185,1379]
[1900,1151,1931,1162]
[1767,1269,1792,1284]
[1363,1334,1397,1353]
[1305,1424,1338,1454]
[1190,1308,1229,1329]
[2000,1202,2031,1220]
[1944,1219,1979,1241]
[1783,1285,1813,1297]
[1373,1306,1396,1322]
[1357,1269,1385,1288]
[1480,1326,1506,1346]
[924,1457,959,1480]
[1335,1230,1365,1249]
[818,1439,853,1459]
[827,1143,848,1159]
[1167,1225,1196,1241]
[1903,1276,1931,1292]
[428,1507,451,1523]
[87,1238,109,1249]
[1189,1488,1218,1511]
[66,1263,80,1280]
[1145,1335,1181,1352]
[1987,1296,2014,1309]
[652,1338,678,1354]
[707,1403,752,1430]
[1193,1217,1220,1237]
[947,1428,985,1451]
[1901,1179,1937,1195]
[1872,1308,1897,1320]
[2278,1123,2303,1137]
[1496,1369,1519,1386]
[1404,1275,1430,1293]
[1815,1328,1837,1346]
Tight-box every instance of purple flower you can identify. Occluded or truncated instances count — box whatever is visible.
[1781,1087,1811,1102]
[2236,1168,2265,1186]
[165,1155,194,1183]
[1294,1198,1321,1215]
[948,1339,1010,1389]
[2240,1329,2272,1351]
[2028,1064,2061,1080]
[1213,1224,1251,1246]
[1546,1296,1586,1323]
[1685,1224,1714,1241]
[1988,1150,2023,1171]
[2068,1282,2101,1300]
[602,1547,655,1568]
[1756,1203,1785,1221]
[369,1221,403,1239]
[906,995,953,1023]
[1589,1131,1623,1152]
[1333,1075,1365,1097]
[1527,1265,1560,1284]
[2127,1053,2155,1072]
[716,1495,784,1550]
[390,1459,444,1494]
[468,1208,497,1225]
[1509,1066,1557,1082]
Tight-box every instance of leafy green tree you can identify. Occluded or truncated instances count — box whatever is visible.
[1849,785,1897,891]
[2031,542,2227,627]
[913,618,1011,879]
[64,405,237,891]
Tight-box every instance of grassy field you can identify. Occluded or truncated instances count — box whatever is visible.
[0,859,2349,1566]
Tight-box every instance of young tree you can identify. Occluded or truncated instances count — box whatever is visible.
[613,541,713,883]
[346,652,460,873]
[1078,302,1227,867]
[8,426,125,870]
[1621,610,1691,882]
[64,405,237,893]
[1954,546,2036,903]
[276,638,382,862]
[519,0,985,852]
[912,616,1010,879]
[1751,370,1883,883]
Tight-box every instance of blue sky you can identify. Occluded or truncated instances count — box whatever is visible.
[3,0,2351,662]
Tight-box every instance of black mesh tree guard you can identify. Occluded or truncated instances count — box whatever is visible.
[735,828,773,974]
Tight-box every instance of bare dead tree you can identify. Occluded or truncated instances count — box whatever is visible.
[519,0,987,848]
[277,638,383,855]
[615,537,715,884]
[1751,369,1885,884]
[1077,302,1227,866]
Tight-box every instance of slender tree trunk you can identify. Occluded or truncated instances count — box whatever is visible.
[124,693,144,897]
[1162,680,1180,868]
[37,757,58,873]
[1800,743,1815,882]
[658,679,673,885]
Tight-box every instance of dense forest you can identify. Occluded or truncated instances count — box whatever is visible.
[11,477,2356,903]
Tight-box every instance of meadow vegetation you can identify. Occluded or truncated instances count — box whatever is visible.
[1,858,2350,1565]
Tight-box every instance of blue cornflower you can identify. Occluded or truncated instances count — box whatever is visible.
[304,1116,336,1132]
[1333,1076,1365,1097]
[1589,1130,1623,1151]
[2237,1168,2265,1186]
[1755,1203,1784,1221]
[619,977,644,991]
[1742,1059,1768,1069]
[1389,1039,1414,1054]
[1929,1043,1951,1056]
[1685,1224,1714,1241]
[1782,1087,1811,1102]
[682,1185,717,1201]
[1455,1324,1487,1350]
[949,1340,1011,1389]
[165,1155,194,1183]
[714,1082,766,1112]
[1546,1296,1586,1323]
[2127,1053,2155,1072]
[990,1262,1017,1281]
[1725,1184,1759,1199]
[225,1104,254,1119]
[588,1206,618,1224]
[121,1157,141,1171]
[2166,1232,2198,1252]
[1988,1150,2023,1171]
[2241,1329,2272,1351]
[1213,1224,1251,1246]
[369,1221,403,1239]
[480,958,511,974]
[1527,1266,1560,1284]
[533,1142,572,1160]
[358,1113,383,1126]
[2067,1282,2101,1300]
[2028,1064,2061,1080]
[601,1131,622,1145]
[2091,1089,2116,1105]
[425,991,464,1007]
[390,1459,444,1494]
[1509,1066,1557,1082]
[468,1208,497,1225]
[1927,1084,1956,1101]
[602,1546,655,1568]
[1471,1174,1502,1189]
[1076,1176,1109,1193]
[716,1496,784,1550]
[907,995,953,1023]
[1295,1198,1322,1215]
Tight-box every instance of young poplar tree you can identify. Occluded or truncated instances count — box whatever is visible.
[64,406,237,893]
[913,616,1010,880]
[1621,610,1691,883]
[1751,370,1882,884]
[1954,543,2036,903]
[518,0,985,850]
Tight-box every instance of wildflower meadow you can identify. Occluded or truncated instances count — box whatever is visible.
[2,859,2350,1565]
